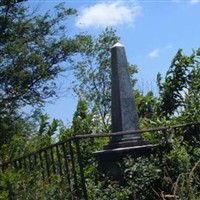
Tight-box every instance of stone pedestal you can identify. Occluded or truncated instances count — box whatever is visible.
[93,144,153,180]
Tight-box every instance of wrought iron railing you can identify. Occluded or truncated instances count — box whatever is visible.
[0,122,200,200]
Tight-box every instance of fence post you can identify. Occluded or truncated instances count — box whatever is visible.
[44,150,51,182]
[0,164,3,172]
[75,138,88,200]
[39,151,45,180]
[56,145,63,176]
[61,143,72,190]
[50,147,56,174]
[69,140,79,197]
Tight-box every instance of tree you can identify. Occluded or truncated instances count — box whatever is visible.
[0,2,79,108]
[157,48,200,120]
[134,90,158,120]
[0,2,89,149]
[72,28,138,132]
[71,99,95,135]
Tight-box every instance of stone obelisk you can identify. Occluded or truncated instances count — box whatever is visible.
[107,43,142,147]
[93,43,151,180]
[111,43,139,133]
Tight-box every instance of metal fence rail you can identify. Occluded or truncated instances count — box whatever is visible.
[0,122,200,199]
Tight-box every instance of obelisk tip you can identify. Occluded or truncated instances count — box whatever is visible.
[112,43,124,48]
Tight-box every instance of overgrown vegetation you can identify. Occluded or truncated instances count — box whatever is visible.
[0,1,200,200]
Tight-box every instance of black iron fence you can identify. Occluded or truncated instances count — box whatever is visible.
[0,122,200,199]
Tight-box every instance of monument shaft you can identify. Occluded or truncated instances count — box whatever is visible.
[111,43,139,134]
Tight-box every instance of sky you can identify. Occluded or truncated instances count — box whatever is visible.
[26,0,200,125]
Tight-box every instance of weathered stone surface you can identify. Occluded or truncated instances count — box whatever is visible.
[111,43,140,141]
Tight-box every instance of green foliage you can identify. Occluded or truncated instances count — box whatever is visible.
[0,113,61,162]
[135,90,158,120]
[87,180,130,200]
[120,125,200,200]
[38,114,61,138]
[157,49,200,119]
[124,156,161,200]
[0,109,42,160]
[0,169,72,200]
[0,2,79,108]
[72,99,95,135]
[0,1,90,150]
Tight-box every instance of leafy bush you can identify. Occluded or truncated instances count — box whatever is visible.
[0,168,73,200]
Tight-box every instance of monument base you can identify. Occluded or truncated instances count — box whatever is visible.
[93,143,153,181]
[104,136,148,149]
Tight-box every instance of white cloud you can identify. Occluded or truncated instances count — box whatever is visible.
[190,0,200,4]
[166,44,173,49]
[148,49,160,59]
[148,44,173,59]
[76,2,141,28]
